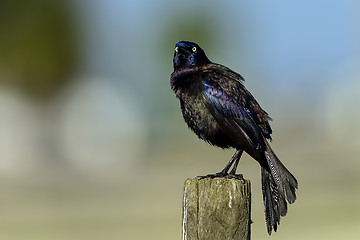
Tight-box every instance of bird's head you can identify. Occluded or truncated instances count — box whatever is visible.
[173,41,211,70]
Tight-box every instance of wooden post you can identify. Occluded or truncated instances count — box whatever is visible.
[182,177,251,240]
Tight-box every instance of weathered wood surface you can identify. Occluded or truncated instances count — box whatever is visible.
[182,177,251,240]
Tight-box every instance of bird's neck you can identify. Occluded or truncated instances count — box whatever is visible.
[172,66,198,78]
[171,64,211,82]
[171,65,209,99]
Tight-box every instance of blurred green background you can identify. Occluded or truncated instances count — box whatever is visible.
[0,0,359,239]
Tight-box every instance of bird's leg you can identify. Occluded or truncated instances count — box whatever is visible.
[198,150,243,179]
[229,149,243,175]
[228,150,244,180]
[220,149,242,175]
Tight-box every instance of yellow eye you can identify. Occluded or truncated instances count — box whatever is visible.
[192,46,197,52]
[175,46,179,53]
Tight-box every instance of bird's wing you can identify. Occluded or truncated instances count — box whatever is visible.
[202,83,264,152]
[200,67,270,158]
[245,89,273,140]
[203,63,272,135]
[203,64,272,139]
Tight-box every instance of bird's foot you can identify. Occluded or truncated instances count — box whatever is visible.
[198,171,227,179]
[198,172,244,180]
[226,173,244,180]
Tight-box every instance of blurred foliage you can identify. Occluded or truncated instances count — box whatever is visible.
[0,0,77,100]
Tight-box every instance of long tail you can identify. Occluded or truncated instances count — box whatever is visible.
[261,141,298,235]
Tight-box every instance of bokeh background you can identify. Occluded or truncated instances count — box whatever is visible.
[0,0,359,239]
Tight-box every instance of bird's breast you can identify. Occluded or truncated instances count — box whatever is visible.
[180,95,235,148]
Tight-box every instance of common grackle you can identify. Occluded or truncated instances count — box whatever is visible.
[170,41,298,235]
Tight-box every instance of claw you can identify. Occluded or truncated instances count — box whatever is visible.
[198,171,228,179]
[226,173,244,180]
[198,172,244,181]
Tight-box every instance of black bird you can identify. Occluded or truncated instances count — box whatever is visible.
[170,41,298,235]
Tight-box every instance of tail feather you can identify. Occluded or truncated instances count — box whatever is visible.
[261,142,298,235]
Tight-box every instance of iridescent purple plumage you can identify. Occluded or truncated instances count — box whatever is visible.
[170,41,298,235]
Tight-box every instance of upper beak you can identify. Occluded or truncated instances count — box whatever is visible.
[175,43,188,55]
